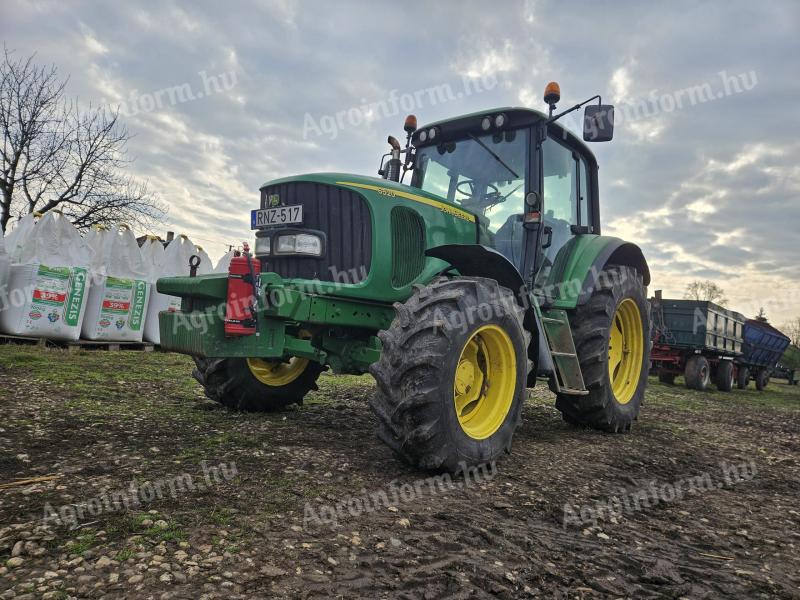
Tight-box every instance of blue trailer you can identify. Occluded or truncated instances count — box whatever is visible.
[737,320,791,390]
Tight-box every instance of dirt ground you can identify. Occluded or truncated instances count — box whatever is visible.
[1,345,799,600]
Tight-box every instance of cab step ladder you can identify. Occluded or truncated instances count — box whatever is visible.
[541,309,588,395]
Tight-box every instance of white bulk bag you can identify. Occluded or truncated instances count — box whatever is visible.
[81,225,152,342]
[84,225,112,276]
[4,212,40,263]
[214,249,236,274]
[194,245,214,275]
[140,236,166,281]
[143,235,197,344]
[0,212,92,340]
[0,234,10,301]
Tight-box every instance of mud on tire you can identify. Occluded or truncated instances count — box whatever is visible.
[192,357,325,411]
[369,277,530,472]
[555,265,650,432]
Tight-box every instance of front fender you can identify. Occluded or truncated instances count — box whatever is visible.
[425,244,526,304]
[425,244,547,376]
[544,235,650,309]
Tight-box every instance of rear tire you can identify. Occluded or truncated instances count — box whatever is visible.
[658,372,676,385]
[192,357,325,411]
[370,277,530,472]
[716,360,734,392]
[737,366,749,390]
[755,369,770,391]
[685,355,710,390]
[555,265,650,433]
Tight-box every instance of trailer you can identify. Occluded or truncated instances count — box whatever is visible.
[737,320,791,390]
[774,364,798,385]
[650,295,745,392]
[774,345,800,386]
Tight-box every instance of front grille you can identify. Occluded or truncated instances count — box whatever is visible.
[390,206,426,287]
[258,182,371,283]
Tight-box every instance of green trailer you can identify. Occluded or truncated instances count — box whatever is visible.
[651,296,746,391]
[158,83,652,472]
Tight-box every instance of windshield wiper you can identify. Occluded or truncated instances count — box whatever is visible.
[467,133,519,179]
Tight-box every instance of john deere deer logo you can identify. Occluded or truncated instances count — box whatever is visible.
[268,194,280,207]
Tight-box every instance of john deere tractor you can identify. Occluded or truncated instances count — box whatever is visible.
[158,82,650,472]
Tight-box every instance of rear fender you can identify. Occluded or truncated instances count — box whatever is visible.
[544,235,650,309]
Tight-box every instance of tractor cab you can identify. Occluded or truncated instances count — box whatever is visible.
[383,86,614,296]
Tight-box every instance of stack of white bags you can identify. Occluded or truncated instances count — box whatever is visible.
[0,212,215,343]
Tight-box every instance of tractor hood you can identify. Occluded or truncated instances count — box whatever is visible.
[249,171,478,300]
[261,172,453,205]
[258,172,476,224]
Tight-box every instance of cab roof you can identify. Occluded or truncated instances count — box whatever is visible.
[414,106,596,162]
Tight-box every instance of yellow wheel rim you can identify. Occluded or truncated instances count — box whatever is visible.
[608,298,644,404]
[247,357,309,387]
[453,324,517,440]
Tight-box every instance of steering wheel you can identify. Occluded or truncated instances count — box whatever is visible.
[456,180,499,201]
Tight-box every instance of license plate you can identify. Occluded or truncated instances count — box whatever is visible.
[251,205,303,229]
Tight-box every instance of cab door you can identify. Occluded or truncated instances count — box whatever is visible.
[531,131,597,291]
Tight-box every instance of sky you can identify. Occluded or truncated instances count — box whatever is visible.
[2,0,799,324]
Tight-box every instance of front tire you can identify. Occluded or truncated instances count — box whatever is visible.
[370,277,530,472]
[555,265,650,433]
[192,356,325,411]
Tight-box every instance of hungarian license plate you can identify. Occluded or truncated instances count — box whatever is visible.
[251,205,303,229]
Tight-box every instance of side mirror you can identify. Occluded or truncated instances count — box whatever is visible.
[583,105,615,142]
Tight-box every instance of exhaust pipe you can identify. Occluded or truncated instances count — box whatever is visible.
[383,136,402,182]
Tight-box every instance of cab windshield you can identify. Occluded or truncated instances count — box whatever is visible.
[413,130,529,234]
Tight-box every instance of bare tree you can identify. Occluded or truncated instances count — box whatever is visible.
[0,48,164,233]
[755,307,768,322]
[781,317,800,347]
[683,280,727,306]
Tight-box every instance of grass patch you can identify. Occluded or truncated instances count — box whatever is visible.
[64,531,98,556]
[143,522,187,543]
[647,376,800,411]
[206,507,234,526]
[115,548,135,561]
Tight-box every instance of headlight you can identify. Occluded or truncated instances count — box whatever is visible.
[255,236,271,256]
[418,129,428,143]
[276,233,322,256]
[494,113,507,128]
[481,116,492,131]
[428,127,437,141]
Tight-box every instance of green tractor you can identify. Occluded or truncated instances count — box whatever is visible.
[158,82,651,472]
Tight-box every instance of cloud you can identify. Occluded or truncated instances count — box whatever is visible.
[3,0,799,322]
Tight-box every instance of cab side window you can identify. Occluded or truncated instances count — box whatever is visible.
[537,135,593,285]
